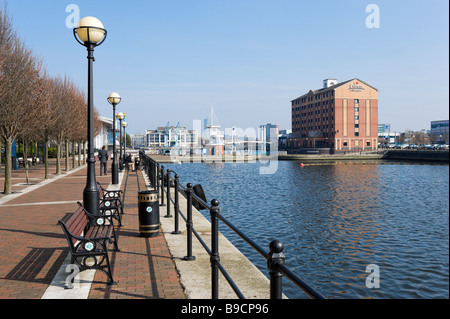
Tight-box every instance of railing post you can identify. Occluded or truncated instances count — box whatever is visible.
[152,160,157,190]
[160,165,165,207]
[183,183,195,261]
[268,240,285,299]
[165,171,172,217]
[147,159,153,188]
[172,174,181,234]
[210,199,220,299]
[147,158,152,188]
[156,163,160,195]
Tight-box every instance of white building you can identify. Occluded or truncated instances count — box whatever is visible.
[94,116,115,151]
[145,125,198,149]
[377,124,400,145]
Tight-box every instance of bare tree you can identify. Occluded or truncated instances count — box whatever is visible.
[48,76,81,175]
[0,7,42,194]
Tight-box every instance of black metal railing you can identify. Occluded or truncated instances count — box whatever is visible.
[139,151,326,299]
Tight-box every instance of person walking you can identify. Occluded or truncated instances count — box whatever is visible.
[98,145,108,176]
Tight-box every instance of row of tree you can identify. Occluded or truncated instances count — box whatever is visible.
[0,6,100,194]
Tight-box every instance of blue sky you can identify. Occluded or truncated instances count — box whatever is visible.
[5,0,449,134]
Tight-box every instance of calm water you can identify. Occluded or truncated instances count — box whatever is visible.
[164,160,449,299]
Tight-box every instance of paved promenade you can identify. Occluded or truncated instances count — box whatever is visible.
[0,158,185,299]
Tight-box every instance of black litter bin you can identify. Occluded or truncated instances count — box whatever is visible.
[138,190,160,237]
[134,157,140,170]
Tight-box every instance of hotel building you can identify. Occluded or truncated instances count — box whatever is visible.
[288,78,378,153]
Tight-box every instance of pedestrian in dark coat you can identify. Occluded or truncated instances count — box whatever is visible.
[98,145,108,176]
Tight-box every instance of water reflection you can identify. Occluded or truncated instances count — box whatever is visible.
[164,161,449,299]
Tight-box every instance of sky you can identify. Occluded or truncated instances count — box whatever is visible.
[4,0,449,134]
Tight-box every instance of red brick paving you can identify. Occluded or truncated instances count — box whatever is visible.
[0,159,185,299]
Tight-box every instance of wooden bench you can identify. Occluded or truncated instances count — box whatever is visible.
[58,202,119,287]
[97,182,124,227]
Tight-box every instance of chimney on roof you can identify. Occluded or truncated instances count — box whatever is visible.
[323,78,337,88]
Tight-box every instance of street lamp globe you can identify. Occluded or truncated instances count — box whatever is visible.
[74,16,107,46]
[122,122,128,128]
[108,92,121,105]
[116,112,125,121]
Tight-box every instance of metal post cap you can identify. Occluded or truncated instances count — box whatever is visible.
[269,240,284,254]
[211,199,219,207]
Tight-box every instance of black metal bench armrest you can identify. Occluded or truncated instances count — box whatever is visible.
[86,210,115,227]
[74,236,111,253]
[99,198,120,208]
[78,201,116,227]
[58,220,86,243]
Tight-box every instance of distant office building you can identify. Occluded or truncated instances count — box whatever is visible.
[131,133,146,147]
[259,123,279,155]
[279,129,292,135]
[377,123,398,145]
[278,129,291,149]
[378,124,391,134]
[146,126,198,149]
[259,123,279,142]
[288,78,379,152]
[146,129,166,148]
[430,120,449,144]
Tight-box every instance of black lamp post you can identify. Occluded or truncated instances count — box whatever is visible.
[122,121,128,162]
[73,16,107,216]
[116,112,125,170]
[108,92,121,184]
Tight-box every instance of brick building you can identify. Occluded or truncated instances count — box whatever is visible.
[288,78,378,153]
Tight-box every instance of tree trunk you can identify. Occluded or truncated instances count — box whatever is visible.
[65,139,69,172]
[44,140,49,179]
[24,142,30,185]
[82,142,86,165]
[56,142,61,175]
[77,141,81,167]
[3,138,13,194]
[72,141,75,169]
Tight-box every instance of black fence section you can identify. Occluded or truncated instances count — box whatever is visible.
[139,151,326,299]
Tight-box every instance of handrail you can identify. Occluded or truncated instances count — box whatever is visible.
[139,151,325,299]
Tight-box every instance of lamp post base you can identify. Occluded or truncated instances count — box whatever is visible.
[112,161,119,184]
[83,189,100,220]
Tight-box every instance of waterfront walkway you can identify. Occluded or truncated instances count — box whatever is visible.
[0,159,185,299]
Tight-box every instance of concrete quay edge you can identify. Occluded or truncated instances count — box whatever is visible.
[142,171,287,299]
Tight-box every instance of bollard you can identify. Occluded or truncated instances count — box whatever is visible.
[183,183,196,261]
[172,174,181,235]
[267,240,285,299]
[210,199,220,299]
